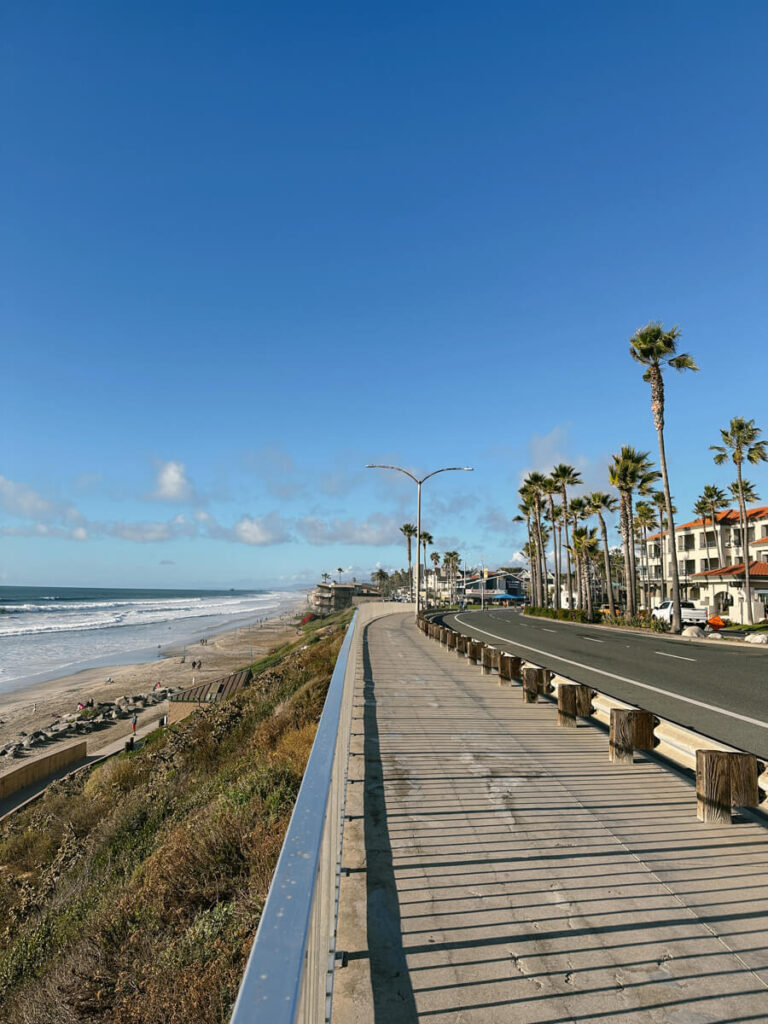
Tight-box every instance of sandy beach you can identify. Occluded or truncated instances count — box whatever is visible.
[0,612,302,771]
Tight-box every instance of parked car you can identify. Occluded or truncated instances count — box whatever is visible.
[651,600,708,627]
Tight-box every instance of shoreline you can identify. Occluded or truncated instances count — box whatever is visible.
[0,591,309,696]
[0,602,305,766]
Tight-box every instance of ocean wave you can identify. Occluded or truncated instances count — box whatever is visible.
[0,593,282,639]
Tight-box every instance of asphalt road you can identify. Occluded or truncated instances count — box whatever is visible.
[442,609,768,758]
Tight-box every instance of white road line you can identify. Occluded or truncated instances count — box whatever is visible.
[582,636,604,643]
[542,628,556,633]
[655,651,696,663]
[453,614,768,730]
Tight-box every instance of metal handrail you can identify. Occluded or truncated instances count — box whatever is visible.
[230,611,358,1024]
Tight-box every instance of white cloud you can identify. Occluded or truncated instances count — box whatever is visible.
[296,514,401,546]
[71,526,88,541]
[0,475,82,524]
[152,460,195,502]
[232,513,292,546]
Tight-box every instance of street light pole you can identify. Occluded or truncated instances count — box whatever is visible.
[366,463,473,620]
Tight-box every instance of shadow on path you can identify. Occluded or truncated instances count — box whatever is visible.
[363,624,418,1024]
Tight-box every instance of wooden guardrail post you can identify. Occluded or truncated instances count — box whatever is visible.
[557,684,579,727]
[498,654,522,686]
[447,630,456,651]
[697,751,733,824]
[468,641,481,665]
[456,635,466,658]
[697,750,760,824]
[522,666,541,703]
[609,709,655,764]
[481,646,497,675]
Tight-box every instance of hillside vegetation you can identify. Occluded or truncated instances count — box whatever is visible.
[0,610,352,1024]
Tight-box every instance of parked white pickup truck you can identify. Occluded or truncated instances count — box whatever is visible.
[651,600,709,627]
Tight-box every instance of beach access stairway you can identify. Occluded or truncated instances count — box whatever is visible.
[230,605,768,1024]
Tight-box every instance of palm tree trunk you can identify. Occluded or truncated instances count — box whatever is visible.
[598,512,616,616]
[736,464,754,625]
[585,556,594,619]
[626,492,639,616]
[710,503,726,571]
[561,487,573,609]
[533,503,546,607]
[548,496,560,610]
[649,368,682,629]
[619,494,633,616]
[573,527,582,610]
[657,513,666,604]
[641,525,650,613]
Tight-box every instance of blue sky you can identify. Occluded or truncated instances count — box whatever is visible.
[2,1,767,589]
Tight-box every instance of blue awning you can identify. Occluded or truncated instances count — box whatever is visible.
[488,592,525,600]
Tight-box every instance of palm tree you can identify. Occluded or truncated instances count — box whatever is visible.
[400,523,417,602]
[588,492,618,615]
[443,550,460,605]
[608,447,659,616]
[634,501,656,612]
[650,490,668,604]
[430,549,440,603]
[712,418,767,626]
[514,497,538,604]
[420,531,433,602]
[321,572,331,584]
[699,484,728,571]
[570,526,600,619]
[336,567,344,583]
[524,472,550,607]
[629,321,698,632]
[371,568,389,594]
[569,496,590,608]
[693,497,715,574]
[551,464,582,611]
[543,477,561,609]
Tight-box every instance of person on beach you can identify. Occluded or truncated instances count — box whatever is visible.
[131,712,138,734]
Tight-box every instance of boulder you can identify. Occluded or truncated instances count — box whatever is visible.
[708,632,723,640]
[745,632,768,645]
[682,626,706,638]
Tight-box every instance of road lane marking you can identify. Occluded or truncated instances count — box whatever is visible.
[542,628,556,633]
[582,637,604,643]
[453,614,768,730]
[655,651,696,663]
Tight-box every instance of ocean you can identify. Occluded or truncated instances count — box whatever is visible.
[0,586,305,693]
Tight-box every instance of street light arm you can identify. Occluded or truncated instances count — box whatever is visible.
[365,464,419,484]
[420,466,473,483]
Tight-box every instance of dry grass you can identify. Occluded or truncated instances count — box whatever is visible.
[0,614,351,1023]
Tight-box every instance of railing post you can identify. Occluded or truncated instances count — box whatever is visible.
[522,666,541,703]
[609,709,655,764]
[481,646,496,675]
[557,684,579,727]
[696,750,760,824]
[697,750,732,823]
[498,654,522,686]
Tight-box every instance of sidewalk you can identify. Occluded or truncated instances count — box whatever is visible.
[333,611,768,1023]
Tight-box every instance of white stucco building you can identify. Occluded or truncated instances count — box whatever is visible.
[643,505,768,624]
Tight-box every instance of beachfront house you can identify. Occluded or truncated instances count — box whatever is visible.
[643,504,768,624]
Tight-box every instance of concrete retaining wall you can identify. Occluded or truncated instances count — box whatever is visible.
[0,741,87,800]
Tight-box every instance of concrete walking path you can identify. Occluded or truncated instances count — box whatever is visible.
[0,713,165,821]
[333,611,768,1023]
